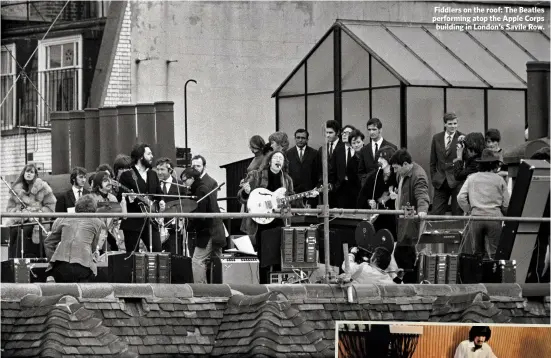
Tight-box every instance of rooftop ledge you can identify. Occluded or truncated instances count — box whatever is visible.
[1,283,549,302]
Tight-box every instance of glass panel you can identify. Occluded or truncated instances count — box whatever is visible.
[279,64,305,96]
[371,88,400,148]
[344,24,445,86]
[427,29,523,88]
[306,94,334,150]
[508,32,550,61]
[278,96,305,138]
[371,57,400,88]
[1,51,9,74]
[1,75,15,128]
[407,87,445,191]
[62,43,75,67]
[342,90,369,135]
[446,88,485,135]
[471,32,534,83]
[487,90,525,151]
[341,32,369,90]
[307,31,333,93]
[48,44,61,69]
[389,27,485,87]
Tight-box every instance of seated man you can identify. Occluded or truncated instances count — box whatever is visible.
[44,195,105,283]
[454,326,496,358]
[341,246,395,284]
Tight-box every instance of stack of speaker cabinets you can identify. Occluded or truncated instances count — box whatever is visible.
[134,253,171,283]
[280,226,318,270]
[416,253,459,284]
[482,260,517,283]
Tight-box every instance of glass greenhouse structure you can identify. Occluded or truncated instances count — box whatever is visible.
[273,20,550,176]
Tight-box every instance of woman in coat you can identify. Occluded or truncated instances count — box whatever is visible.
[5,163,56,258]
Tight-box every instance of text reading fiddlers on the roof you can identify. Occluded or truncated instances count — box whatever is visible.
[432,5,546,32]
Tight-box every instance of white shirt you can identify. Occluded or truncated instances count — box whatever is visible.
[162,175,173,193]
[200,171,206,179]
[372,137,384,157]
[454,340,497,358]
[445,131,456,148]
[72,186,83,201]
[135,165,148,182]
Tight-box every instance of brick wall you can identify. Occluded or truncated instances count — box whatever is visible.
[0,132,52,211]
[103,1,131,107]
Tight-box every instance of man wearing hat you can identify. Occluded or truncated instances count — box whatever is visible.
[457,148,510,258]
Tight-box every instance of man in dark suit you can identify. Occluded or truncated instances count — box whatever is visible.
[318,120,344,208]
[156,157,186,254]
[287,128,319,207]
[329,125,359,208]
[182,167,226,283]
[119,143,166,252]
[192,155,218,192]
[55,167,89,212]
[358,118,397,187]
[430,112,464,215]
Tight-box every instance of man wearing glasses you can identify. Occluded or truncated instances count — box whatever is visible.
[287,129,319,208]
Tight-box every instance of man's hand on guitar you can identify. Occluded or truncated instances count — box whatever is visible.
[242,182,251,195]
[305,191,319,198]
[159,200,166,212]
[368,199,377,209]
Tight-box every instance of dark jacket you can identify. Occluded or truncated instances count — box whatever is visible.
[430,131,464,189]
[119,167,163,232]
[238,168,295,236]
[453,153,481,183]
[396,163,430,242]
[317,139,345,185]
[188,178,226,248]
[287,145,319,193]
[55,188,91,212]
[358,139,397,187]
[357,169,398,210]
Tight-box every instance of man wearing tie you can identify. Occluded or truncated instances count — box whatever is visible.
[329,125,359,208]
[430,112,464,215]
[156,157,185,254]
[287,129,319,207]
[55,167,89,213]
[318,120,344,207]
[358,118,397,187]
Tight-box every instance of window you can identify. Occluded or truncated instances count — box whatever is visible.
[38,35,82,126]
[1,44,17,130]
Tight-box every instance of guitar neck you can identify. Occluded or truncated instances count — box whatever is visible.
[282,190,313,203]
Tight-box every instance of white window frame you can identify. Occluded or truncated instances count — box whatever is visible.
[1,43,17,129]
[38,35,83,125]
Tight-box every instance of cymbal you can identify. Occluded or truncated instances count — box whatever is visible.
[96,202,123,213]
[164,199,198,213]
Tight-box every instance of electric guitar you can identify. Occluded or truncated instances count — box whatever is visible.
[115,180,162,226]
[247,186,322,224]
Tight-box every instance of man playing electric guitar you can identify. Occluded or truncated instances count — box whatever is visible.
[118,143,166,253]
[238,150,318,283]
[357,146,398,240]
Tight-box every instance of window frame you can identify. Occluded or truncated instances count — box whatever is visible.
[37,35,83,125]
[1,43,17,129]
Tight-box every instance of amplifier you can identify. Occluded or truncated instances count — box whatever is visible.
[418,232,462,254]
[211,257,259,284]
[458,253,483,284]
[483,260,516,283]
[1,258,49,283]
[134,253,171,283]
[281,226,318,270]
[416,253,459,284]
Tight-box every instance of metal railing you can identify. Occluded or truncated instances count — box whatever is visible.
[1,68,80,131]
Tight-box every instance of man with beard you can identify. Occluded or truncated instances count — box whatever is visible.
[358,118,397,187]
[156,157,185,254]
[454,326,496,358]
[191,155,218,192]
[56,167,89,213]
[182,167,226,283]
[118,143,166,253]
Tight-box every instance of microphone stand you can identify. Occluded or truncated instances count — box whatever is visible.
[196,182,225,203]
